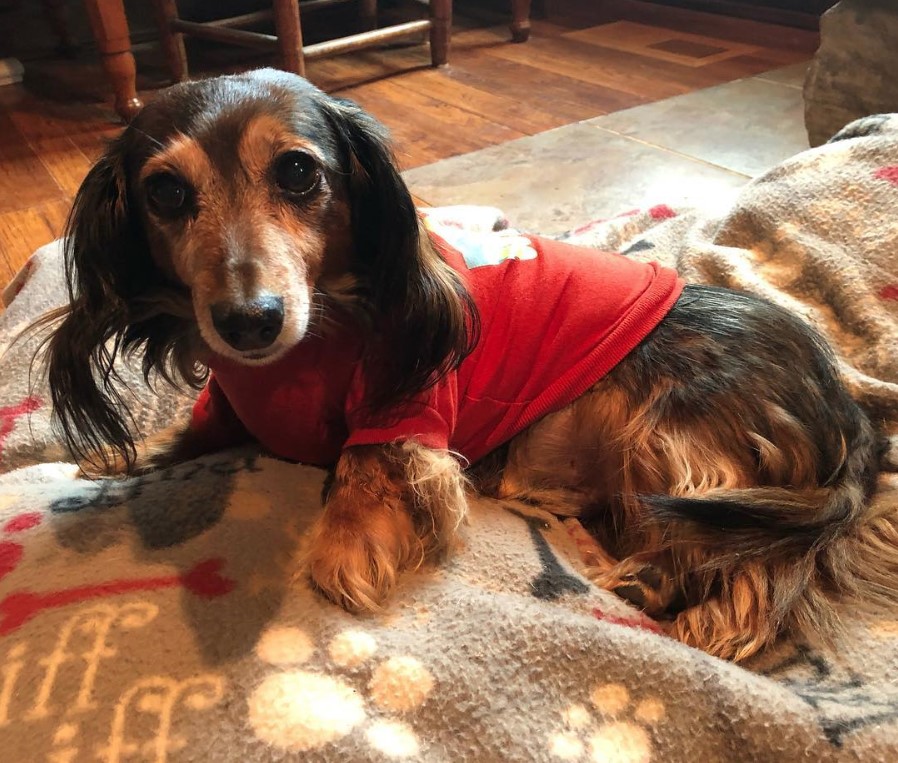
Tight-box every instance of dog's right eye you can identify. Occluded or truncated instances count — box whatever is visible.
[145,174,191,217]
[274,151,320,197]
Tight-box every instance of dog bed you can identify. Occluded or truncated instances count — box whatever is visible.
[1,116,898,762]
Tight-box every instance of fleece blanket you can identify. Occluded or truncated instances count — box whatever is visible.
[2,115,898,762]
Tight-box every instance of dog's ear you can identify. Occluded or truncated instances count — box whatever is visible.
[321,97,479,407]
[41,135,151,470]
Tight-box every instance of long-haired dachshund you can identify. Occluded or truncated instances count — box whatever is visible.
[38,69,898,661]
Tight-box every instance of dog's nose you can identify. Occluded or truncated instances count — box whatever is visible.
[211,296,285,352]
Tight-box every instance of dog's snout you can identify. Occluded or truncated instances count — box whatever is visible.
[211,296,285,352]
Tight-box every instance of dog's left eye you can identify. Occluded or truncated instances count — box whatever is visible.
[274,151,320,196]
[145,173,191,217]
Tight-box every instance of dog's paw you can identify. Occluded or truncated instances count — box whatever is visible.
[590,559,678,619]
[302,507,421,613]
[306,537,398,613]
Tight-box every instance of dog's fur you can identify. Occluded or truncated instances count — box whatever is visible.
[36,69,898,661]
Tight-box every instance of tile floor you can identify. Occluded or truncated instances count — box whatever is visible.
[404,62,811,235]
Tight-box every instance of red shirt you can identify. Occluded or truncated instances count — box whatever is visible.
[190,229,684,467]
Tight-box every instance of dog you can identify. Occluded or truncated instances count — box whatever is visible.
[37,69,898,662]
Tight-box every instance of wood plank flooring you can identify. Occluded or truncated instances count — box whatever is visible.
[0,0,818,291]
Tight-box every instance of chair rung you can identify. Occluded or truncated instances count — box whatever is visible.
[205,10,274,29]
[303,19,431,60]
[170,17,432,59]
[170,19,278,49]
[302,0,357,12]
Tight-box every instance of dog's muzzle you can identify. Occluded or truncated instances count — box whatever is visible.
[211,296,285,352]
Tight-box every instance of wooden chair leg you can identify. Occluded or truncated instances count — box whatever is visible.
[429,0,451,67]
[510,0,532,43]
[81,0,143,122]
[151,0,188,83]
[41,0,78,57]
[359,0,377,32]
[273,0,305,76]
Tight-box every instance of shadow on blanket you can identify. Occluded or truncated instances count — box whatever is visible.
[44,450,308,666]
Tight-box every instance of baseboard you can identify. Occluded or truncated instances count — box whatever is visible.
[640,0,825,30]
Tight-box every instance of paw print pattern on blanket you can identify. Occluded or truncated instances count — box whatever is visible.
[248,626,433,757]
[548,682,665,763]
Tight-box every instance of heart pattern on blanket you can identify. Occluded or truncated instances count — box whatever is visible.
[0,510,41,582]
[874,165,898,185]
[0,397,42,460]
[648,204,677,220]
[0,541,22,582]
[3,513,41,533]
[0,556,237,634]
[182,558,238,598]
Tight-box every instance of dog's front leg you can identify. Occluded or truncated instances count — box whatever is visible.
[305,441,467,612]
[77,423,225,479]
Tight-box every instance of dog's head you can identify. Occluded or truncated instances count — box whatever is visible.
[44,69,476,468]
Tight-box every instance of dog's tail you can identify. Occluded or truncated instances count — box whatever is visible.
[643,413,898,646]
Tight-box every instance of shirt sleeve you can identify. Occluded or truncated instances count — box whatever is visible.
[189,376,251,450]
[343,367,459,452]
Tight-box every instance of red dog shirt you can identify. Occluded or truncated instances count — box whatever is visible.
[190,226,684,467]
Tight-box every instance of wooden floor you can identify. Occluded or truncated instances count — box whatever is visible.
[0,0,818,291]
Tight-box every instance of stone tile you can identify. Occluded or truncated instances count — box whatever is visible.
[588,77,809,178]
[403,122,747,235]
[755,62,810,88]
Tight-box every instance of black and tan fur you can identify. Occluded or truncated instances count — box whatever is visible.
[35,69,898,661]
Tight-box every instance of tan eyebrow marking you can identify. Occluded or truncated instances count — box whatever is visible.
[238,113,322,179]
[140,133,213,188]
